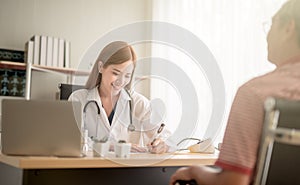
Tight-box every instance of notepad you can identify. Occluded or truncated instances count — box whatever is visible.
[1,99,83,157]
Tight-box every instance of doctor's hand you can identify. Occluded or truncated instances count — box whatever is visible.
[131,144,149,153]
[148,138,169,154]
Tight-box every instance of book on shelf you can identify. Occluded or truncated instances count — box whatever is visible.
[52,37,59,67]
[25,35,71,68]
[39,35,47,66]
[24,41,34,64]
[58,38,65,68]
[0,48,24,63]
[30,35,40,65]
[64,41,70,68]
[46,36,53,67]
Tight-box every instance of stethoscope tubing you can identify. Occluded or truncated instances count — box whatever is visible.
[83,90,135,139]
[83,100,101,139]
[125,89,135,132]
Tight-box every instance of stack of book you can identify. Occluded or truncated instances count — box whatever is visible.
[24,35,70,68]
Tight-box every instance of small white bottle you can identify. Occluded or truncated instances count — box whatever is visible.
[82,129,89,155]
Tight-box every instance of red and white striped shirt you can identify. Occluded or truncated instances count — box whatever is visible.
[215,55,300,178]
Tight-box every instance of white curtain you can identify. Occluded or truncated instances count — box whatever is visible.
[149,0,286,145]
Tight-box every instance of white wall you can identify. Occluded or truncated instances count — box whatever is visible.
[0,0,152,98]
[0,0,152,134]
[0,0,152,68]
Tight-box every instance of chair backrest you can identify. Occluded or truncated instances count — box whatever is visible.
[254,97,300,185]
[58,83,85,100]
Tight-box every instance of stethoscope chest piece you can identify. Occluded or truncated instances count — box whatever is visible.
[127,123,135,132]
[125,89,134,132]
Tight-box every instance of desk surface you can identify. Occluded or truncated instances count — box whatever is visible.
[0,151,218,169]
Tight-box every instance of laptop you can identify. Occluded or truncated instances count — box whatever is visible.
[1,99,83,157]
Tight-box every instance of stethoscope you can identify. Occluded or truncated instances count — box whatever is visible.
[83,100,101,139]
[82,89,135,140]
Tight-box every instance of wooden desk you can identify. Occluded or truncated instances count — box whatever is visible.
[0,151,218,185]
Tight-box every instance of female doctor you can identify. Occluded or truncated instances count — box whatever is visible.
[69,41,171,154]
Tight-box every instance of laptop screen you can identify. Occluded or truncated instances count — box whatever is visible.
[1,99,83,157]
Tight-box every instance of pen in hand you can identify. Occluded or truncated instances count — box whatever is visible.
[150,123,165,146]
[149,123,169,153]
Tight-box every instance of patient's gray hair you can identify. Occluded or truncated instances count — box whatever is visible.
[277,0,300,45]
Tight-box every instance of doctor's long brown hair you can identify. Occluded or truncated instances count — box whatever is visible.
[85,41,137,90]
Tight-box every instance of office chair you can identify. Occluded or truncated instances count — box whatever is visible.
[58,83,85,100]
[254,97,300,185]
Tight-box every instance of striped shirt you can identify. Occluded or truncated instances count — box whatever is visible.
[215,55,300,178]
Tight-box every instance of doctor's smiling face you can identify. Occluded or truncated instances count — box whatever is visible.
[85,41,137,94]
[99,60,134,95]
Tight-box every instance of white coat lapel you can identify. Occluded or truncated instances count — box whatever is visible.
[87,87,111,130]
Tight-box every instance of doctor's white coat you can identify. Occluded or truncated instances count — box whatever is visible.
[68,87,171,147]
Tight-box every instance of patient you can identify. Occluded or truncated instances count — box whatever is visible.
[170,0,300,184]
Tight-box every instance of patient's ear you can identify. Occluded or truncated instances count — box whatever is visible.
[284,19,297,41]
[98,61,103,73]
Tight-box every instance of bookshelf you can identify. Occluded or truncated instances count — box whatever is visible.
[0,60,89,99]
[0,61,89,76]
[0,61,26,70]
